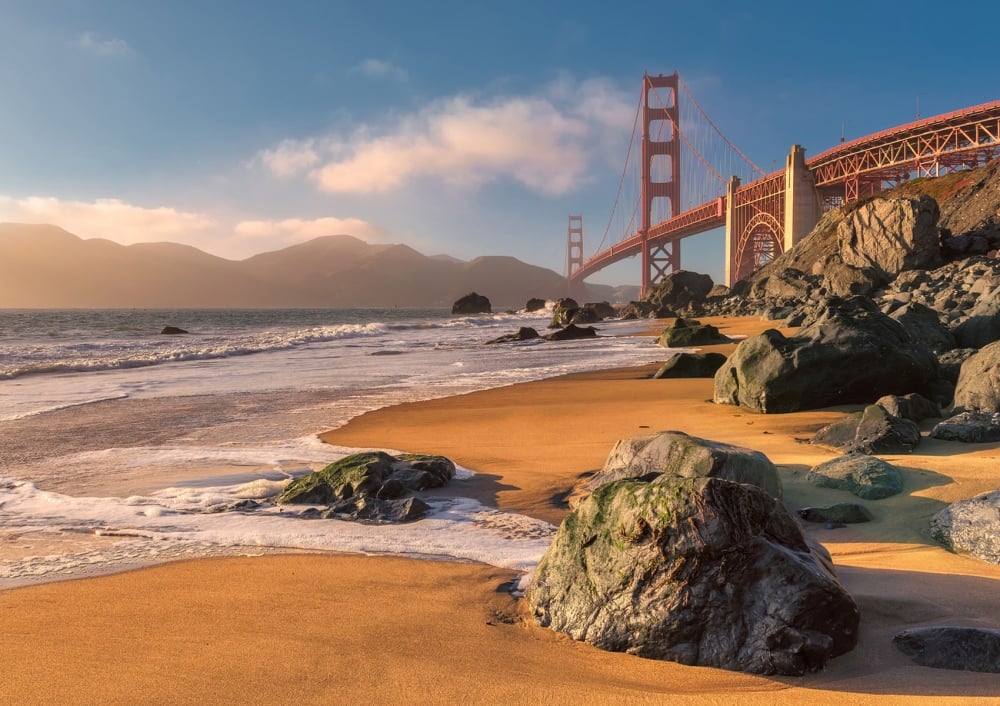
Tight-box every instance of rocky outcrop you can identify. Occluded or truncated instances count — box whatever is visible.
[714,297,939,413]
[451,292,491,315]
[806,454,904,500]
[276,451,454,523]
[893,627,1000,673]
[811,404,921,454]
[643,270,714,311]
[930,490,1000,565]
[952,340,1000,412]
[930,411,1000,443]
[527,475,859,675]
[652,352,727,378]
[524,297,546,312]
[575,431,782,504]
[658,318,731,348]
[953,284,1000,347]
[837,195,942,280]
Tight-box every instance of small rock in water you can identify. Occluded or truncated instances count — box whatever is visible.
[160,326,189,335]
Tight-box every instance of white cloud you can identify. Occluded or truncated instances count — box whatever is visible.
[78,32,130,57]
[0,196,216,244]
[256,139,320,178]
[234,217,386,245]
[255,77,634,197]
[352,58,408,82]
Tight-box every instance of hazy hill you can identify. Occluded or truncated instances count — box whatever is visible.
[0,225,634,309]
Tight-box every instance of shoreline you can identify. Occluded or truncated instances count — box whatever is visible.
[2,314,999,702]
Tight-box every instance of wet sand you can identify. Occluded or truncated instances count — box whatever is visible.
[2,316,998,704]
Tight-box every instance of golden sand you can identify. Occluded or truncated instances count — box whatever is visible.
[1,316,998,704]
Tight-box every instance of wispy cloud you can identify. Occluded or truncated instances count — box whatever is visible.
[351,58,408,82]
[256,139,320,178]
[0,196,215,243]
[77,31,131,57]
[254,78,634,197]
[234,217,386,245]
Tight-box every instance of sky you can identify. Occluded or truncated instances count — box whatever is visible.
[1,1,997,286]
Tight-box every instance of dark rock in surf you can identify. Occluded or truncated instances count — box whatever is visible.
[452,292,492,315]
[276,451,454,523]
[488,326,540,344]
[525,297,546,312]
[161,326,189,335]
[545,323,598,341]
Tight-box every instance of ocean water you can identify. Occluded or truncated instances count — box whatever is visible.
[0,306,670,589]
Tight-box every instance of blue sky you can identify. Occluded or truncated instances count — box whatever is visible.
[1,1,996,286]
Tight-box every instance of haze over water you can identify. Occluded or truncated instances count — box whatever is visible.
[0,306,669,588]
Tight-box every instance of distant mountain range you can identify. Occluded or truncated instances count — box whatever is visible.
[0,224,638,309]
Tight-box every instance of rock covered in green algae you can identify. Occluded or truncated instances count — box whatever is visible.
[277,451,455,523]
[528,473,860,676]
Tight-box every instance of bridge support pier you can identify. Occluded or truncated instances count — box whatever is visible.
[784,144,820,253]
[724,176,741,287]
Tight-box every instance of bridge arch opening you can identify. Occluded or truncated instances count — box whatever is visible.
[735,212,783,281]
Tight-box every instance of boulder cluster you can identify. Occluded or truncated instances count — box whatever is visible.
[528,160,1000,676]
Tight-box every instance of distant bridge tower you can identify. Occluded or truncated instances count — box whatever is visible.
[641,72,681,295]
[567,214,584,278]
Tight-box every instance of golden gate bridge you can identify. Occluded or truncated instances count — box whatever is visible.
[568,72,1000,294]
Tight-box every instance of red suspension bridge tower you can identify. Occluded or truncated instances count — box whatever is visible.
[641,72,681,295]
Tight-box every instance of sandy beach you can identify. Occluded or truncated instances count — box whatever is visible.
[2,316,998,704]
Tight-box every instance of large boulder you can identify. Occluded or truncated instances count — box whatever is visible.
[714,297,939,413]
[811,404,921,454]
[644,270,714,311]
[527,475,860,675]
[952,340,1000,412]
[576,431,782,503]
[806,454,904,500]
[524,297,546,312]
[550,298,580,327]
[837,195,942,280]
[894,627,1000,673]
[276,451,454,523]
[874,393,941,423]
[930,490,1000,565]
[451,292,491,315]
